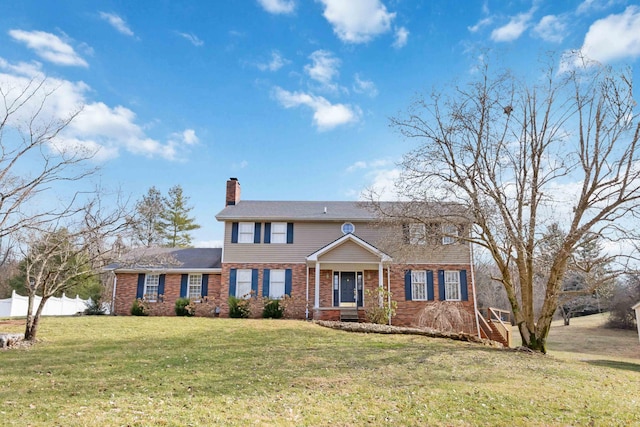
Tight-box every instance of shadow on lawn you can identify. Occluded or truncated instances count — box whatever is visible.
[584,359,640,373]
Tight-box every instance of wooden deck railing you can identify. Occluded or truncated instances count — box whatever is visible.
[487,307,512,347]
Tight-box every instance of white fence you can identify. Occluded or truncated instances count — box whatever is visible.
[0,290,93,318]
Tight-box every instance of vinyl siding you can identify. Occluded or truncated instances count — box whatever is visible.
[222,221,471,264]
[318,240,381,263]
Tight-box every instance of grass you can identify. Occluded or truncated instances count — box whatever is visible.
[0,315,638,426]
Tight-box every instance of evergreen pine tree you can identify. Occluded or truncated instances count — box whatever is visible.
[158,185,201,247]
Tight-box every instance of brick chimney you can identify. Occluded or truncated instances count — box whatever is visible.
[226,178,241,206]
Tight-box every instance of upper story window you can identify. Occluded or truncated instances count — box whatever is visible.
[408,223,426,245]
[341,222,355,234]
[238,222,254,243]
[442,224,459,245]
[271,222,287,244]
[144,274,160,301]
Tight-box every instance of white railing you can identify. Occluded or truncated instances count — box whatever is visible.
[0,290,95,317]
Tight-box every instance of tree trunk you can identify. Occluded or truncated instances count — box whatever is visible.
[24,296,48,341]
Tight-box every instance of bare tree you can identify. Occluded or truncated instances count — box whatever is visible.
[0,77,97,240]
[383,55,640,352]
[21,196,127,341]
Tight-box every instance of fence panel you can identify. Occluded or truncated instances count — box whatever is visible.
[0,291,92,317]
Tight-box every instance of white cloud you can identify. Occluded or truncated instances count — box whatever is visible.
[99,12,135,37]
[392,26,409,48]
[8,29,88,67]
[257,0,295,14]
[0,57,195,161]
[304,50,340,90]
[361,167,402,200]
[576,0,624,15]
[176,32,204,46]
[468,17,492,33]
[580,6,640,63]
[533,15,567,43]
[272,87,361,131]
[353,74,378,98]
[491,9,535,42]
[318,0,396,43]
[257,50,289,71]
[346,161,367,172]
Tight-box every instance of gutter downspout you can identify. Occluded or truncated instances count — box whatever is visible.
[470,243,481,338]
[111,271,118,316]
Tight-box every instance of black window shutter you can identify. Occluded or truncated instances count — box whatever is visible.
[460,270,468,301]
[254,223,261,244]
[264,223,271,244]
[404,270,412,301]
[286,223,294,244]
[438,270,446,300]
[136,274,145,299]
[180,274,188,298]
[285,269,292,296]
[231,222,239,243]
[251,269,259,296]
[202,274,209,297]
[262,269,271,297]
[427,270,435,301]
[158,274,166,298]
[229,269,237,296]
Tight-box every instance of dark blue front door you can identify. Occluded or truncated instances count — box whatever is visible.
[340,272,356,304]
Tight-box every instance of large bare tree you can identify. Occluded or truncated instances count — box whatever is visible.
[385,55,640,352]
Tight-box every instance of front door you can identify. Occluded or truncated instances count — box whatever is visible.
[340,272,356,306]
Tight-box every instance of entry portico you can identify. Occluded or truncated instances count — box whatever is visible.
[306,233,392,319]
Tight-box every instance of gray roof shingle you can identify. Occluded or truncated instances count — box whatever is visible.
[215,201,377,221]
[106,247,222,270]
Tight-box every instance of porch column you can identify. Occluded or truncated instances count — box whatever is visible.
[378,262,384,289]
[314,262,320,309]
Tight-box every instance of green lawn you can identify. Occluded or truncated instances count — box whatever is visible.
[1,316,639,426]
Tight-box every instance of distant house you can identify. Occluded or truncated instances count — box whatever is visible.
[110,178,479,334]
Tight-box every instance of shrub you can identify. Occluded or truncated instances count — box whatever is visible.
[131,299,147,316]
[229,296,251,318]
[84,298,107,315]
[416,301,475,334]
[263,299,283,319]
[606,276,640,329]
[175,297,195,317]
[280,295,306,319]
[364,287,397,325]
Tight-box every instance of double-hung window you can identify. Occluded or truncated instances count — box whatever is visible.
[444,271,461,300]
[236,269,253,298]
[269,270,286,299]
[409,223,427,245]
[271,222,287,244]
[144,274,160,301]
[188,274,202,299]
[238,222,254,243]
[442,224,459,245]
[411,271,427,300]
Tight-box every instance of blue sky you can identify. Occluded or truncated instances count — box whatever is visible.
[1,0,639,247]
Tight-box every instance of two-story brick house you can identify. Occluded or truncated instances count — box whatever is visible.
[216,178,477,327]
[111,178,478,332]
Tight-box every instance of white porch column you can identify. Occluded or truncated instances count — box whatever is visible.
[314,262,320,309]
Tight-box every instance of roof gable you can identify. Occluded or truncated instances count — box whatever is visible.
[307,233,392,263]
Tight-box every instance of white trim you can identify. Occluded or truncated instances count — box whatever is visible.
[314,262,320,309]
[112,268,221,274]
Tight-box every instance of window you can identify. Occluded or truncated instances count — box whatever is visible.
[271,222,287,243]
[409,223,427,245]
[188,274,202,299]
[236,269,253,298]
[442,224,459,245]
[341,222,355,234]
[444,271,461,300]
[411,271,427,300]
[238,222,254,243]
[144,274,160,301]
[269,270,286,299]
